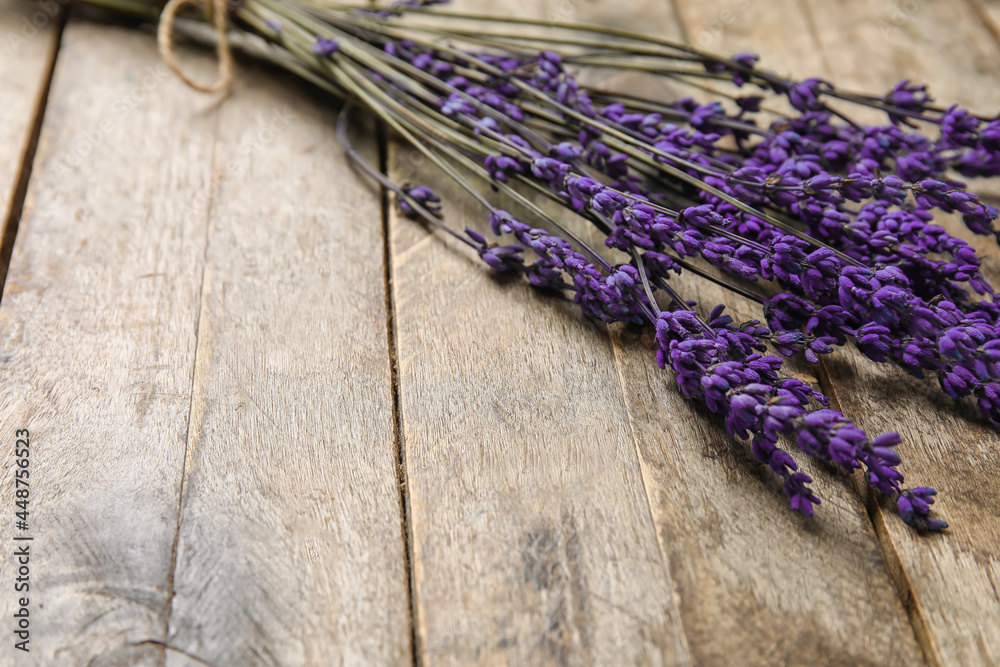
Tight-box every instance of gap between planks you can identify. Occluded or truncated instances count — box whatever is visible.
[0,9,64,300]
[663,3,976,663]
[367,0,421,653]
[376,111,422,667]
[669,1,1000,664]
[657,5,930,664]
[388,2,917,666]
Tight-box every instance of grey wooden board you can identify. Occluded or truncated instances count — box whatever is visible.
[385,0,922,665]
[0,15,409,667]
[386,2,692,664]
[163,51,411,667]
[799,1,1000,663]
[676,1,1000,663]
[0,0,61,288]
[0,0,999,664]
[0,18,217,666]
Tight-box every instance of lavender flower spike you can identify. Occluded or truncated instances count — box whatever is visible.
[399,185,442,216]
[307,3,979,533]
[898,487,948,532]
[312,37,340,56]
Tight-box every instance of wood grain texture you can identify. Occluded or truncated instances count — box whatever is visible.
[0,1,995,664]
[0,17,217,665]
[675,1,1000,663]
[0,0,61,290]
[608,2,924,665]
[670,0,824,72]
[387,1,692,663]
[793,1,1000,664]
[977,0,1000,48]
[389,167,691,667]
[162,61,411,667]
[388,1,920,665]
[0,15,409,666]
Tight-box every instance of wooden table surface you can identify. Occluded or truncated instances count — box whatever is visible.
[0,0,998,665]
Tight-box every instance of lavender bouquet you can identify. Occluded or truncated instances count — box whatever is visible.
[81,0,1000,533]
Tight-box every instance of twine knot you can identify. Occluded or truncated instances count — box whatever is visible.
[157,0,234,94]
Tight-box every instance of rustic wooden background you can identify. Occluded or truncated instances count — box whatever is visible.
[0,0,998,664]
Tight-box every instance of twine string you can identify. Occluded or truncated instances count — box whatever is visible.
[157,0,233,93]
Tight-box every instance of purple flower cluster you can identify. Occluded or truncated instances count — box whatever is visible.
[656,307,914,517]
[465,209,648,323]
[452,194,940,525]
[398,185,441,216]
[496,81,1000,428]
[362,27,976,530]
[898,487,948,531]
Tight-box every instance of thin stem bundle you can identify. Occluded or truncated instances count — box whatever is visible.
[78,0,1000,533]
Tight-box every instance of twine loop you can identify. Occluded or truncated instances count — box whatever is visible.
[157,0,234,94]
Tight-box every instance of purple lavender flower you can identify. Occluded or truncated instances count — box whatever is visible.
[312,36,340,56]
[327,17,986,533]
[465,228,525,272]
[885,80,931,122]
[898,487,948,531]
[399,185,441,216]
[940,106,981,148]
[789,78,827,112]
[652,307,919,519]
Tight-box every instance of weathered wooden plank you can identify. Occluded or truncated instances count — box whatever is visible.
[389,1,921,665]
[0,17,217,665]
[390,170,691,667]
[605,2,925,665]
[977,0,1000,43]
[0,14,409,666]
[387,2,692,663]
[674,0,1000,663]
[670,0,823,69]
[0,0,61,291]
[794,1,1000,664]
[161,59,411,667]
